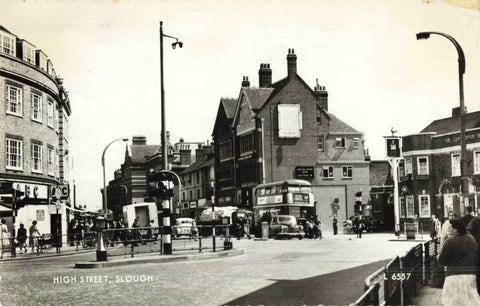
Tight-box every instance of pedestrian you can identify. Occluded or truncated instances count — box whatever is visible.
[461,206,474,227]
[131,217,143,246]
[29,220,40,254]
[332,215,338,235]
[1,219,10,258]
[74,219,83,247]
[441,211,457,250]
[17,223,27,254]
[356,216,365,238]
[438,218,480,305]
[67,219,76,246]
[191,220,199,241]
[467,215,480,294]
[149,220,158,243]
[429,215,441,240]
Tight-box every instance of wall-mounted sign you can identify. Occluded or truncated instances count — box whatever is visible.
[278,104,302,138]
[295,166,314,179]
[50,185,69,200]
[386,137,401,158]
[12,182,49,200]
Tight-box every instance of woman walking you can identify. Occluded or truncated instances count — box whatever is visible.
[438,218,480,305]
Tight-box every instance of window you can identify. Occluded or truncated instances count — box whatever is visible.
[47,100,54,127]
[55,106,59,132]
[322,166,334,178]
[398,160,405,178]
[1,33,15,55]
[335,137,346,148]
[219,140,232,160]
[196,189,200,199]
[31,94,42,122]
[24,44,35,63]
[406,195,415,218]
[6,85,23,116]
[405,158,413,175]
[352,137,360,149]
[6,139,23,170]
[400,197,406,218]
[317,135,324,151]
[55,149,59,177]
[239,134,254,155]
[196,172,200,183]
[47,147,54,175]
[451,153,461,177]
[342,166,353,178]
[419,195,430,218]
[417,157,429,175]
[31,143,42,173]
[475,151,480,174]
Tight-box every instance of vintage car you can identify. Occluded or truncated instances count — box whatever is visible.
[173,217,194,238]
[269,215,304,239]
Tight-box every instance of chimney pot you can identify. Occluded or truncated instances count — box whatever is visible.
[242,75,250,87]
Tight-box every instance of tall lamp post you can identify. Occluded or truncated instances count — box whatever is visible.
[416,32,468,215]
[97,137,128,261]
[160,21,183,255]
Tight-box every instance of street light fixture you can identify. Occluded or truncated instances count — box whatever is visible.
[97,137,128,261]
[160,21,183,255]
[416,31,468,215]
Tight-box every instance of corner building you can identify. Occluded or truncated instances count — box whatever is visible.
[0,26,72,239]
[212,49,370,227]
[399,107,480,228]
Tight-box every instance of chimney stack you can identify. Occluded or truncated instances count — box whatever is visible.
[314,79,328,111]
[132,135,147,145]
[258,63,272,88]
[241,76,250,87]
[287,48,297,78]
[452,106,467,117]
[180,149,192,166]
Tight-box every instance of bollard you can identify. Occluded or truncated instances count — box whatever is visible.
[224,226,233,250]
[262,222,269,239]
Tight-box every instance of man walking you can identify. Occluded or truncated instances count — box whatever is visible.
[332,215,338,235]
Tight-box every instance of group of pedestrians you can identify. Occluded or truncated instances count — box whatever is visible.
[432,207,480,305]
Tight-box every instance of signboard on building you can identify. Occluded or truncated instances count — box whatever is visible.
[295,166,314,179]
[385,137,401,158]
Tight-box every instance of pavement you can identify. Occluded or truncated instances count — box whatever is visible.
[0,232,444,305]
[411,286,443,306]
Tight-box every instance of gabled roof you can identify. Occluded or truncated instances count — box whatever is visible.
[327,112,361,134]
[420,111,480,135]
[242,87,274,110]
[129,145,160,164]
[180,157,214,175]
[221,98,237,119]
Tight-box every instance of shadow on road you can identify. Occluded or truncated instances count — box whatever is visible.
[224,259,390,305]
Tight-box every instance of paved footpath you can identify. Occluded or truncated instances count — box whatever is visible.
[0,232,424,306]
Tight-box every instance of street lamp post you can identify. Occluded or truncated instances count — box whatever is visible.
[160,21,183,255]
[416,32,468,215]
[97,137,128,261]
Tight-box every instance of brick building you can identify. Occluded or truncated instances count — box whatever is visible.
[399,107,480,228]
[105,135,200,220]
[179,145,215,216]
[0,26,72,239]
[212,49,370,227]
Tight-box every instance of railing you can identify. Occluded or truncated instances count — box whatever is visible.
[1,224,233,259]
[354,238,439,306]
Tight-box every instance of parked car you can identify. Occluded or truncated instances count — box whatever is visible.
[269,215,304,239]
[173,218,194,238]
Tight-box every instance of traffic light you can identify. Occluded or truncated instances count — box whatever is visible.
[355,191,362,212]
[147,170,174,199]
[12,189,26,209]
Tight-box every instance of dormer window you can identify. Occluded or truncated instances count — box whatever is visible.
[353,137,360,149]
[20,40,36,64]
[36,50,48,71]
[335,137,346,148]
[0,31,15,56]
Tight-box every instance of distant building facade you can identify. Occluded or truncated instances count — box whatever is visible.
[0,26,72,239]
[399,107,480,228]
[212,49,370,227]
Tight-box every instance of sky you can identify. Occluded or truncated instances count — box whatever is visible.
[1,0,479,211]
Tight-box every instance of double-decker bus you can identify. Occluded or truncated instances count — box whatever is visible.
[253,179,315,226]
